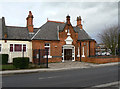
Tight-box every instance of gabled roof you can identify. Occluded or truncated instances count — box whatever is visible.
[33,21,65,40]
[0,17,39,41]
[73,26,92,41]
[0,17,94,41]
[33,21,93,41]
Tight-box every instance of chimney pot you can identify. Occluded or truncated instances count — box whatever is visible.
[66,15,70,25]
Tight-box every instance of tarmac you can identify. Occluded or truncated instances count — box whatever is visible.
[0,61,119,75]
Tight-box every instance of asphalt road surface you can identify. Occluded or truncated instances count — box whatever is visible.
[2,65,119,88]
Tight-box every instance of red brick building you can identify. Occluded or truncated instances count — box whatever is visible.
[26,11,96,63]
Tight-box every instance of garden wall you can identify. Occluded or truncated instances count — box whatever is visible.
[81,56,120,64]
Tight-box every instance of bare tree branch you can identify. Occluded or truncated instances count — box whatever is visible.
[98,25,118,55]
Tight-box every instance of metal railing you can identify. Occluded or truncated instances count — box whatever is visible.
[33,49,48,68]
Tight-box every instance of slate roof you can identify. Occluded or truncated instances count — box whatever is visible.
[33,21,93,41]
[0,17,39,40]
[29,28,39,38]
[73,26,92,41]
[0,17,93,41]
[33,21,65,40]
[6,26,30,40]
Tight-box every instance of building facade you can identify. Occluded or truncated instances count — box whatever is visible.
[0,11,96,63]
[27,12,96,63]
[0,17,33,63]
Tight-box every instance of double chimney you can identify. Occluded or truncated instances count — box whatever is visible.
[66,15,83,29]
[26,11,34,32]
[26,11,83,32]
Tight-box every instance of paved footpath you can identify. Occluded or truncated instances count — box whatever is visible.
[0,61,119,75]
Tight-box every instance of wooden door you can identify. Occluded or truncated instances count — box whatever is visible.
[64,49,72,60]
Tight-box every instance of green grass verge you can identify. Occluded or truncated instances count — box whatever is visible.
[0,63,48,71]
[0,64,16,70]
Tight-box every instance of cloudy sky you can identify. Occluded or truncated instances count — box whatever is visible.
[0,0,118,43]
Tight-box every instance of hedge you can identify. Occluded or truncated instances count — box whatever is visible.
[0,54,9,64]
[13,57,29,69]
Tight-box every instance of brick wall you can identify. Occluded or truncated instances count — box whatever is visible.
[32,39,119,64]
[32,40,62,63]
[81,56,120,64]
[32,21,96,63]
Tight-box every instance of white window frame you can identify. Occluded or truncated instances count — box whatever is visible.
[82,46,85,57]
[10,44,27,52]
[10,44,14,52]
[77,47,80,57]
[87,43,89,56]
[44,43,52,58]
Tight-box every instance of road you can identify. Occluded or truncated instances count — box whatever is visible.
[2,65,119,88]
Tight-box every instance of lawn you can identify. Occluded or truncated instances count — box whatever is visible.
[0,64,16,70]
[0,63,48,71]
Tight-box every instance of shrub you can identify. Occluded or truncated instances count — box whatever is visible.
[13,57,29,69]
[0,54,9,64]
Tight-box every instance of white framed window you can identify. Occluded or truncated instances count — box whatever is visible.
[87,43,89,56]
[10,44,13,52]
[0,44,1,52]
[45,43,50,55]
[44,43,52,58]
[77,47,80,57]
[10,44,27,52]
[82,46,85,57]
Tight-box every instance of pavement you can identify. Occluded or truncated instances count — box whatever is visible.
[0,61,119,75]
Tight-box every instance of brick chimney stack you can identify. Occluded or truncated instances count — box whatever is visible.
[77,16,82,29]
[2,17,7,38]
[66,15,70,25]
[26,11,34,32]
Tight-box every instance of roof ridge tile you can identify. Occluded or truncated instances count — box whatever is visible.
[47,20,65,24]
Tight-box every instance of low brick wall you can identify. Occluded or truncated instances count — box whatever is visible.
[81,56,120,64]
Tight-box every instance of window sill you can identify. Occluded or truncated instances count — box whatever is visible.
[82,55,85,57]
[44,55,52,58]
[77,55,80,57]
[10,51,27,52]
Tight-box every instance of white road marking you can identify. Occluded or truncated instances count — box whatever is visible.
[38,78,45,80]
[93,81,119,87]
[38,76,60,80]
[48,76,59,78]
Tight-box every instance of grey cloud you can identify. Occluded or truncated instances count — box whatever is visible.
[0,2,118,43]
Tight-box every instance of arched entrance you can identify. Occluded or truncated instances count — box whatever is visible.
[62,45,75,62]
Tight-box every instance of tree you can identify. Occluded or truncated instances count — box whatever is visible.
[98,25,118,55]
